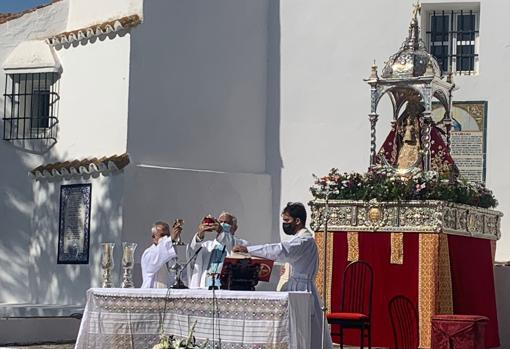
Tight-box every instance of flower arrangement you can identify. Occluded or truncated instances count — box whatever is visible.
[310,165,498,209]
[152,321,208,349]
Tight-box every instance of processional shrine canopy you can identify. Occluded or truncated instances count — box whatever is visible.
[310,3,502,348]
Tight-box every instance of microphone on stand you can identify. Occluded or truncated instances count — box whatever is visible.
[171,246,203,289]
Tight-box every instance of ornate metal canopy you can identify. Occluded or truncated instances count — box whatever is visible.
[365,3,456,172]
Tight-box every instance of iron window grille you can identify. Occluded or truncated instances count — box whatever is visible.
[3,72,60,141]
[425,10,479,75]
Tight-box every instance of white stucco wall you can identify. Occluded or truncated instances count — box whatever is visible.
[29,174,125,305]
[0,1,69,303]
[122,165,272,287]
[278,0,510,260]
[124,0,275,253]
[0,0,133,304]
[127,0,269,174]
[66,0,143,30]
[54,34,131,158]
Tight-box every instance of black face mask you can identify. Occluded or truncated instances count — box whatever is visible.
[282,222,295,235]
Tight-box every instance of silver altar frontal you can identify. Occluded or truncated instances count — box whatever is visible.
[75,288,312,349]
[311,199,502,240]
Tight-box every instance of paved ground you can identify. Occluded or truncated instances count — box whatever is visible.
[0,345,74,349]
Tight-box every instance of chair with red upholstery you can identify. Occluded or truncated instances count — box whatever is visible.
[388,295,419,349]
[327,260,373,349]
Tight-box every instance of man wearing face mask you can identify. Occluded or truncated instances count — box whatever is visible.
[187,211,248,289]
[233,202,333,349]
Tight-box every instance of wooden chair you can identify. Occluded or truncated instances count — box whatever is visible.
[327,260,373,349]
[388,295,419,349]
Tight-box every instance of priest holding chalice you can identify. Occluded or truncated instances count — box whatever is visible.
[140,220,183,288]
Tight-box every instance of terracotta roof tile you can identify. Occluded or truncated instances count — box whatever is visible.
[0,0,61,25]
[31,153,130,179]
[47,14,141,46]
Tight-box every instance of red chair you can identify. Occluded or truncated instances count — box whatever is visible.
[327,260,373,349]
[389,295,419,349]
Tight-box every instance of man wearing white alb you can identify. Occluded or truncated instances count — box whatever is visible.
[141,221,182,288]
[187,212,248,289]
[233,202,333,349]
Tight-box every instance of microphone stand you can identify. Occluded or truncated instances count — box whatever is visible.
[170,246,203,289]
[321,182,336,349]
[208,244,226,349]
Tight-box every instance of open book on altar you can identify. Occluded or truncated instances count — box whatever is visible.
[221,252,274,282]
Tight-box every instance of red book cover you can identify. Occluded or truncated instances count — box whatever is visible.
[221,253,274,282]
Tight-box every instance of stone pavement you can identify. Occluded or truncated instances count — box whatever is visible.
[0,343,386,349]
[0,345,74,349]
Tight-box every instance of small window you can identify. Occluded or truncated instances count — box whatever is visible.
[2,72,60,140]
[425,9,479,75]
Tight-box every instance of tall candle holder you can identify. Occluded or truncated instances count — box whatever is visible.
[101,242,115,288]
[121,242,137,288]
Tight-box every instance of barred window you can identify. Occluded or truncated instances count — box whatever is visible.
[425,9,479,75]
[3,72,60,141]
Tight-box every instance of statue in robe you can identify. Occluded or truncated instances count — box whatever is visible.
[396,115,421,170]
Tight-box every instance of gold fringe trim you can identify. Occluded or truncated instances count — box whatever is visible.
[390,232,404,264]
[347,232,359,262]
[314,231,334,313]
[437,234,453,314]
[418,234,439,349]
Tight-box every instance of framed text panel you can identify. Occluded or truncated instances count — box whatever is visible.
[57,183,92,264]
[432,101,488,183]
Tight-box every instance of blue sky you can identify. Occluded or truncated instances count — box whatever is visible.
[0,0,51,13]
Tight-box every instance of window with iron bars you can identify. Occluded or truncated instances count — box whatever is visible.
[3,72,60,141]
[425,9,479,75]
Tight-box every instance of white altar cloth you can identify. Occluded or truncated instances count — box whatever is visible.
[75,288,311,349]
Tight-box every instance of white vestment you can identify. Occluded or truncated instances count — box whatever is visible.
[247,228,333,349]
[187,232,248,289]
[141,236,177,288]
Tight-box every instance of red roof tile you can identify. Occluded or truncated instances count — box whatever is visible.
[0,0,61,25]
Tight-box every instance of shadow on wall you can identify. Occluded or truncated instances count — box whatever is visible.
[0,144,124,305]
[266,0,282,241]
[28,155,125,305]
[0,143,34,303]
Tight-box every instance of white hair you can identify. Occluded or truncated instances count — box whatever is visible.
[219,211,237,226]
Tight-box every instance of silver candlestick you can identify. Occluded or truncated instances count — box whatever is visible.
[101,242,115,288]
[121,242,137,288]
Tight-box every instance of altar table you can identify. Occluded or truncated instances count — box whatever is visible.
[75,288,311,349]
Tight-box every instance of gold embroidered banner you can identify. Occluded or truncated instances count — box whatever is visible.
[314,231,334,313]
[418,234,439,349]
[347,232,359,262]
[437,234,453,314]
[390,232,404,264]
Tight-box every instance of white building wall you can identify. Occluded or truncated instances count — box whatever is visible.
[26,34,132,303]
[278,0,510,260]
[0,0,134,303]
[0,1,69,303]
[29,174,125,305]
[66,0,143,30]
[124,0,275,253]
[127,0,268,174]
[54,34,131,158]
[122,165,272,287]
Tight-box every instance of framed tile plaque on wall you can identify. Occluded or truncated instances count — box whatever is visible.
[432,101,488,183]
[57,183,92,264]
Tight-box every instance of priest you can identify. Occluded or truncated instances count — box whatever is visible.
[141,221,182,288]
[187,212,248,289]
[233,202,333,349]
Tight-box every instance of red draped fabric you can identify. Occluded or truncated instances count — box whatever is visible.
[328,232,500,348]
[330,232,419,347]
[377,125,456,171]
[448,235,500,348]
